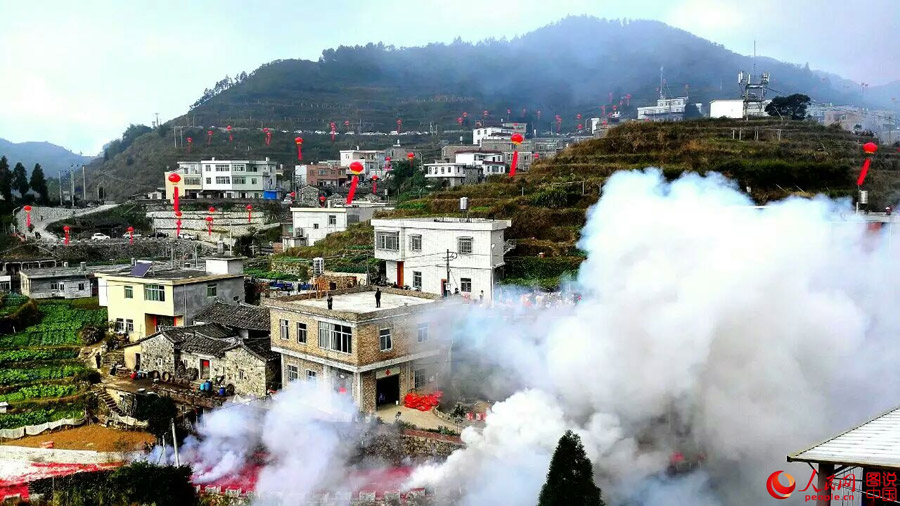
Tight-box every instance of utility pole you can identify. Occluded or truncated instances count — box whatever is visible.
[82,166,86,202]
[446,248,450,296]
[59,174,63,205]
[171,419,180,466]
[70,170,75,207]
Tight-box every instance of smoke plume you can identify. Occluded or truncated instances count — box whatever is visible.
[411,169,900,504]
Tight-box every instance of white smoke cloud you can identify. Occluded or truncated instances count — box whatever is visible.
[410,169,900,505]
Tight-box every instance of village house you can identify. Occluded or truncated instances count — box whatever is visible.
[96,257,246,341]
[423,162,480,187]
[165,158,279,200]
[19,262,131,300]
[265,286,448,413]
[124,322,278,397]
[298,162,348,187]
[372,216,511,301]
[283,203,386,248]
[194,300,271,339]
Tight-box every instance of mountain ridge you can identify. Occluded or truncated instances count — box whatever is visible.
[0,138,95,177]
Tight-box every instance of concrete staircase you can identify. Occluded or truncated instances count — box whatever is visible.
[95,388,124,416]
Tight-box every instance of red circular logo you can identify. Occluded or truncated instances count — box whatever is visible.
[766,471,795,500]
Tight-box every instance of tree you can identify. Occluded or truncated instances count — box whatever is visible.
[29,163,49,204]
[765,94,811,120]
[12,162,28,197]
[0,156,12,206]
[133,395,177,441]
[538,430,604,506]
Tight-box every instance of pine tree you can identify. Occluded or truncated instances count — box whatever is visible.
[12,162,29,197]
[0,156,12,205]
[538,430,604,506]
[29,163,49,204]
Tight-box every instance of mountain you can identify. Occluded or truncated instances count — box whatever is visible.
[88,16,881,198]
[0,138,95,177]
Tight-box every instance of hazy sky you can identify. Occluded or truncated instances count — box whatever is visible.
[1,0,897,155]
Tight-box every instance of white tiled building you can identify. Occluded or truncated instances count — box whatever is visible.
[423,162,479,187]
[165,158,278,200]
[372,217,511,301]
[285,204,386,247]
[455,150,506,176]
[339,149,386,178]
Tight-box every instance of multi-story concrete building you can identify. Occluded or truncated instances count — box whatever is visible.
[423,162,480,187]
[372,217,511,300]
[302,162,349,187]
[339,150,384,178]
[284,204,385,248]
[265,286,448,413]
[96,257,246,341]
[165,158,278,200]
[454,150,506,177]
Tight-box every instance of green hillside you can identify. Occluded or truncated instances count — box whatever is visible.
[370,118,897,287]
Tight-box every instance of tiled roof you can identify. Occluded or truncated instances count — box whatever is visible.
[229,338,278,361]
[194,302,270,331]
[158,323,234,343]
[180,334,238,357]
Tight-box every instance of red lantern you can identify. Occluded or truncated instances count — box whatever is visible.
[385,156,392,171]
[462,111,468,119]
[625,93,632,106]
[509,133,524,177]
[289,192,295,198]
[521,108,527,117]
[577,123,583,131]
[507,108,511,117]
[227,125,233,143]
[536,110,541,120]
[319,195,326,207]
[576,113,582,121]
[857,142,879,186]
[206,216,213,236]
[396,119,402,133]
[208,206,215,213]
[457,117,463,126]
[263,127,271,146]
[187,137,193,153]
[127,226,134,245]
[330,122,336,143]
[63,225,70,246]
[167,173,182,213]
[295,137,303,161]
[533,152,540,160]
[347,161,364,205]
[246,204,253,223]
[344,120,350,129]
[371,174,379,195]
[555,115,562,133]
[407,152,414,163]
[207,129,213,146]
[23,205,31,229]
[601,105,606,116]
[482,110,488,118]
[175,211,182,237]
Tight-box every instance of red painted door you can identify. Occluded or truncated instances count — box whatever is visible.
[397,261,404,286]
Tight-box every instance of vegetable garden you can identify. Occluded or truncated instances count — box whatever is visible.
[0,299,106,431]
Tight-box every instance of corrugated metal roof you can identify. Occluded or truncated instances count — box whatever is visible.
[789,406,900,469]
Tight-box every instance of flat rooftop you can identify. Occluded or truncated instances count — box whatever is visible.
[289,291,435,314]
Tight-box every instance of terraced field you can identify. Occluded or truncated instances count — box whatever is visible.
[0,299,106,430]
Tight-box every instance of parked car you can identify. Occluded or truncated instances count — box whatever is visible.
[178,233,197,240]
[90,233,110,241]
[122,232,142,239]
[147,231,168,238]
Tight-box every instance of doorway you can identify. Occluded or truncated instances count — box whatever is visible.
[376,375,400,406]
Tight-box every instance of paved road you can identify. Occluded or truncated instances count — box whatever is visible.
[19,204,120,241]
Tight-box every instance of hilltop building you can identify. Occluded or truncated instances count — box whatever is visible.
[284,204,386,248]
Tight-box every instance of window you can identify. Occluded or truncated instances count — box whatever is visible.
[458,237,473,254]
[215,176,230,184]
[206,177,212,184]
[185,177,201,185]
[461,278,472,293]
[251,178,257,184]
[238,369,245,380]
[328,215,337,226]
[307,370,317,381]
[410,234,422,252]
[126,319,134,332]
[414,368,429,389]
[144,284,165,302]
[376,232,399,251]
[379,328,392,351]
[313,223,319,229]
[50,282,59,290]
[417,323,429,343]
[297,322,307,344]
[318,322,352,353]
[279,319,289,340]
[115,318,124,332]
[78,282,85,291]
[287,364,299,381]
[232,176,246,185]
[234,164,245,171]
[206,283,217,297]
[318,169,327,175]
[247,166,259,173]
[59,283,64,291]
[215,164,229,172]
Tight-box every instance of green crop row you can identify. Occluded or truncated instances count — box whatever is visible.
[0,347,80,366]
[0,384,82,403]
[0,403,85,429]
[0,363,86,386]
[0,301,107,349]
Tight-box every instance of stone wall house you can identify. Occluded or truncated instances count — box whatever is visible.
[125,323,278,397]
